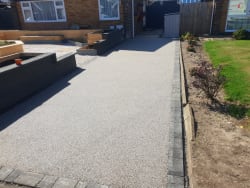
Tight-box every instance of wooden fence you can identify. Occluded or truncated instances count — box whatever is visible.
[180,2,213,35]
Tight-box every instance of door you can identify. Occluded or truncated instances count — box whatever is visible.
[146,0,180,29]
[0,5,20,29]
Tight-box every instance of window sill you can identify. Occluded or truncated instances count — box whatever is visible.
[24,20,67,23]
[99,18,120,21]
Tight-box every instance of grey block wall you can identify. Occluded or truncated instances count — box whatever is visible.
[92,29,124,55]
[0,53,76,113]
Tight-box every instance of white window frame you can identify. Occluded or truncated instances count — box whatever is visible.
[98,0,120,21]
[21,0,66,23]
[225,0,250,32]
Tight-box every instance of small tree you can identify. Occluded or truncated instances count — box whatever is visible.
[190,61,226,103]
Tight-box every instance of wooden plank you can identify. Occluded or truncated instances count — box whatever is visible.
[87,33,103,45]
[19,35,64,42]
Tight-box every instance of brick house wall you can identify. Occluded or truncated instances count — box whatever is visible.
[65,0,124,29]
[16,0,125,30]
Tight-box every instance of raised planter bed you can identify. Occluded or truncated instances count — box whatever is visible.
[0,52,76,113]
[87,31,103,45]
[78,29,124,55]
[92,29,124,55]
[19,35,65,44]
[77,45,97,56]
[0,40,23,58]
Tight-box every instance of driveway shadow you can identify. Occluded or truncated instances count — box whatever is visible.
[100,36,177,57]
[0,68,85,131]
[116,37,173,52]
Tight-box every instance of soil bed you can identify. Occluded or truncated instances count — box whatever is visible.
[0,41,15,47]
[181,39,250,188]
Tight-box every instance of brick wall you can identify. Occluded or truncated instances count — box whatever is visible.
[65,0,124,29]
[16,0,125,30]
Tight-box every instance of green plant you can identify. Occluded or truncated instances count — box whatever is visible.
[184,32,198,41]
[181,32,198,51]
[190,61,226,103]
[0,40,15,46]
[233,29,249,40]
[226,104,249,119]
[187,45,195,52]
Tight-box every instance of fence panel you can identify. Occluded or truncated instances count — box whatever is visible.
[180,2,213,35]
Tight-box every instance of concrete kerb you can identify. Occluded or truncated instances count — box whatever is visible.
[180,45,187,106]
[0,166,109,188]
[167,41,185,188]
[180,41,196,188]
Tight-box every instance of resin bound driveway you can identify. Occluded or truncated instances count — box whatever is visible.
[0,37,180,188]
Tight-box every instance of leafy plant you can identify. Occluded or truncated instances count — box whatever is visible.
[182,32,198,52]
[190,61,226,103]
[181,32,198,43]
[233,29,249,40]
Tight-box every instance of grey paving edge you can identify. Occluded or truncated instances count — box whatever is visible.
[0,166,14,181]
[0,166,109,188]
[167,41,185,188]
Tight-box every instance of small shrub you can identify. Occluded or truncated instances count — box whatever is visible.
[227,104,248,119]
[181,32,198,41]
[187,45,196,52]
[188,39,197,46]
[233,29,249,40]
[190,61,226,103]
[181,32,190,41]
[181,32,199,51]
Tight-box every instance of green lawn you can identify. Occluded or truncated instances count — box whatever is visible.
[204,40,250,116]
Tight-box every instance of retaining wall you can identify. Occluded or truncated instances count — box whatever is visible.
[0,29,100,41]
[0,52,76,113]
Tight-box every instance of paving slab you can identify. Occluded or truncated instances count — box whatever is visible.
[0,167,13,181]
[52,178,78,188]
[0,36,181,187]
[75,181,88,188]
[86,183,108,188]
[37,175,58,188]
[13,172,44,187]
[4,169,22,183]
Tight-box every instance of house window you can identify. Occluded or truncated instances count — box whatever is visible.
[225,0,250,31]
[98,0,120,20]
[21,0,66,22]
